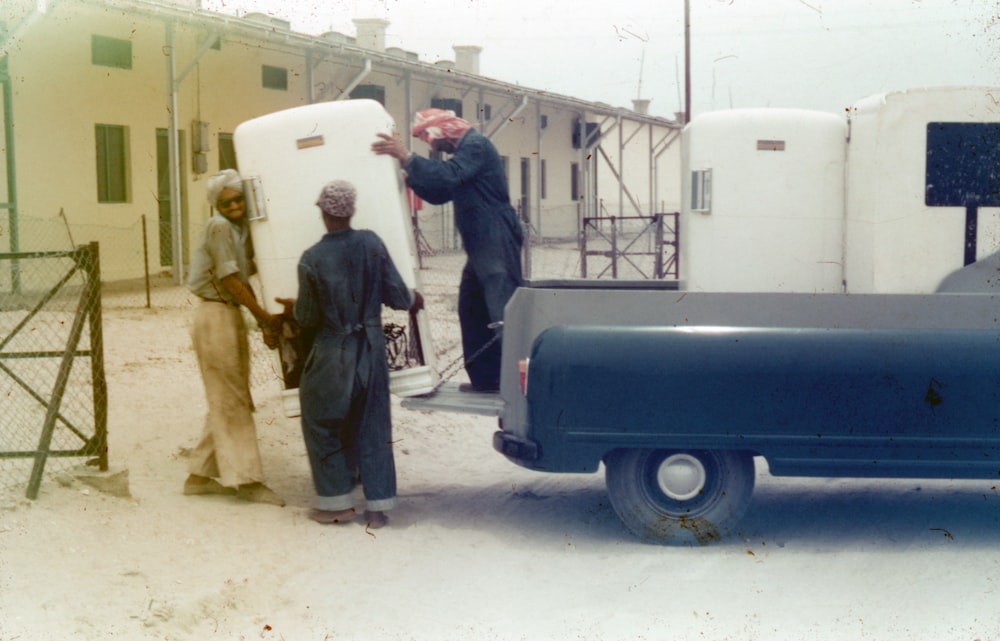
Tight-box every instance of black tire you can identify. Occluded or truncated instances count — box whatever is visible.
[604,448,755,545]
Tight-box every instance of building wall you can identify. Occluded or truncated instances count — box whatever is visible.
[1,1,681,283]
[6,4,170,278]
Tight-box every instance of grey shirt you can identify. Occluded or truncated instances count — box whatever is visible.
[187,212,252,304]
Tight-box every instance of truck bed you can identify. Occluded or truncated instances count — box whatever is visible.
[399,280,677,417]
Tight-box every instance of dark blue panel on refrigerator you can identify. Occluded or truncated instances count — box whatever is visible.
[925,122,1000,207]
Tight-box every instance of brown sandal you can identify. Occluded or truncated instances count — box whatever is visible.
[309,507,356,525]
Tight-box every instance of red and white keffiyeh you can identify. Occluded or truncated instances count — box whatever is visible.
[410,108,473,145]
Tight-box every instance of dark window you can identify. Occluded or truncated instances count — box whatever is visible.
[572,121,600,148]
[96,124,128,203]
[350,84,386,105]
[571,162,580,201]
[541,159,547,199]
[156,129,187,266]
[431,97,463,117]
[478,103,492,120]
[218,133,237,170]
[262,65,288,90]
[92,35,132,69]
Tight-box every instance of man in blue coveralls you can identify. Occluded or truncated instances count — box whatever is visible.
[372,108,523,392]
[286,180,423,529]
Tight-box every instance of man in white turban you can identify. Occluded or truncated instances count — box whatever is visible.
[184,169,285,506]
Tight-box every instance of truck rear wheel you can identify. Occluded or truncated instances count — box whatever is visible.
[604,448,755,545]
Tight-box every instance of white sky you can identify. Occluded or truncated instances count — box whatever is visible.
[201,0,1000,119]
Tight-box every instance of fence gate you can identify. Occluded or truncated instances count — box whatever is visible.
[0,243,108,499]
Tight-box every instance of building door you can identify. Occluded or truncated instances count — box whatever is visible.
[155,129,186,267]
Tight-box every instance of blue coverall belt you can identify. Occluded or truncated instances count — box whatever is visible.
[324,320,381,336]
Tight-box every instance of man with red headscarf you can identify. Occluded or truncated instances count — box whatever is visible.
[373,108,523,392]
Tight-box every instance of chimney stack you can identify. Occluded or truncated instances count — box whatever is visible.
[453,45,482,74]
[353,18,389,51]
[631,98,651,115]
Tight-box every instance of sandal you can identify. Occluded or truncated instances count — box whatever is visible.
[309,507,356,525]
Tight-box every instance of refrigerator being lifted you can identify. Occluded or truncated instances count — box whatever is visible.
[234,99,438,417]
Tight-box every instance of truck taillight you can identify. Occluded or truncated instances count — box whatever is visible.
[518,358,529,395]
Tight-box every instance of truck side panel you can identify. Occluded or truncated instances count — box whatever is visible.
[495,286,1000,478]
[521,325,1000,477]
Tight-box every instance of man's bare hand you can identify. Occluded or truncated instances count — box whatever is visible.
[275,297,296,317]
[371,132,408,164]
[260,314,282,349]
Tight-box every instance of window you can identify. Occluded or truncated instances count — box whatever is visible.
[541,159,547,199]
[218,133,237,170]
[690,169,712,213]
[431,97,463,117]
[572,121,599,149]
[262,65,288,90]
[96,124,129,203]
[571,162,580,201]
[350,84,386,105]
[91,35,132,69]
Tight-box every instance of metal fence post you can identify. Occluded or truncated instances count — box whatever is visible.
[85,242,108,471]
[142,214,151,308]
[654,214,664,279]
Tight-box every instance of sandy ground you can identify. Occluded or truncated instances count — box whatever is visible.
[1,246,1000,641]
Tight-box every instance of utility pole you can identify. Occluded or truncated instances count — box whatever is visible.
[684,0,691,124]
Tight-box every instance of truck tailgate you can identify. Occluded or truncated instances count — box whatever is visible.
[400,382,504,417]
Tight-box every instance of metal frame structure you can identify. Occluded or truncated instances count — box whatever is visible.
[580,212,679,280]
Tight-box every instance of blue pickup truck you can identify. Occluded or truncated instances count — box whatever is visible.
[404,281,1000,545]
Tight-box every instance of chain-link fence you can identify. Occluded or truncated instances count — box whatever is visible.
[0,232,588,497]
[9,207,659,313]
[0,243,107,497]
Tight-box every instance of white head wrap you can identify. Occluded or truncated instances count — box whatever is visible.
[206,169,243,205]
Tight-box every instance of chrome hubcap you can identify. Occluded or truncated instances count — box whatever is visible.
[656,453,706,501]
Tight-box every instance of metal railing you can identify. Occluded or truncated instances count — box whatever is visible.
[580,212,679,280]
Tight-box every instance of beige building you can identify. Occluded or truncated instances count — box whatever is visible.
[0,0,681,282]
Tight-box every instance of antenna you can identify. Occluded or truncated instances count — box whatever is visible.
[636,46,645,99]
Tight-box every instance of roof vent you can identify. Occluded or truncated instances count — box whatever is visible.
[243,12,291,31]
[320,31,355,46]
[386,47,419,61]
